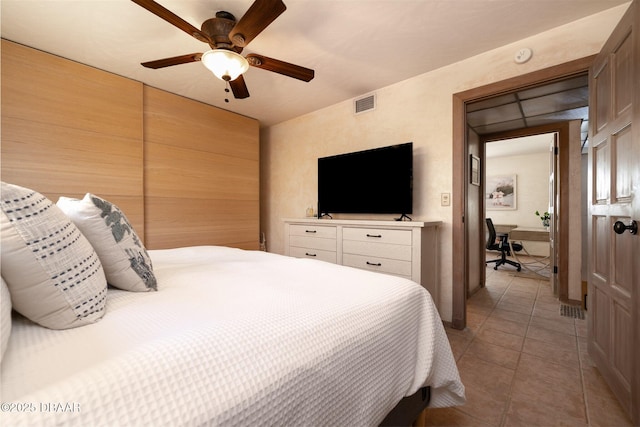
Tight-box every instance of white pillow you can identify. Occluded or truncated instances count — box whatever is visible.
[1,276,11,363]
[57,194,157,292]
[0,182,107,329]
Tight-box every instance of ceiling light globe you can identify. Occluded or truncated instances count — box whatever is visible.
[201,49,249,81]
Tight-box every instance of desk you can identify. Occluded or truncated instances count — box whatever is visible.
[509,227,549,242]
[494,223,518,236]
[509,227,550,277]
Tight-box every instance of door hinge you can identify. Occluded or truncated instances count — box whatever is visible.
[554,147,559,155]
[554,265,558,274]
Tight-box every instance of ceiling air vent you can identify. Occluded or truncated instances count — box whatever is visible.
[354,93,376,115]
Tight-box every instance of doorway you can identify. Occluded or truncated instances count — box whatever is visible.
[452,4,638,421]
[450,56,594,329]
[482,132,556,292]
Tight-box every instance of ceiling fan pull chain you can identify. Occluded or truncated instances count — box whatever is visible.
[224,82,231,103]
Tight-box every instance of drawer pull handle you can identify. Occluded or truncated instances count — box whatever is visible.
[305,230,317,233]
[305,252,317,257]
[366,234,382,238]
[366,261,382,266]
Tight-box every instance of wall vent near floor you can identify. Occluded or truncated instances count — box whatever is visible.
[354,93,376,115]
[560,304,585,320]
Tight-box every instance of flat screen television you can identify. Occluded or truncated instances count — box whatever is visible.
[318,142,413,218]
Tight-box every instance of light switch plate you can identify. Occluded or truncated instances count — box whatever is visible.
[441,193,451,206]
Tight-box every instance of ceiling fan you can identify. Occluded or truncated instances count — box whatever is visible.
[131,0,315,99]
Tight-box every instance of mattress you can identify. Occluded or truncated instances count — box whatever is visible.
[1,246,464,426]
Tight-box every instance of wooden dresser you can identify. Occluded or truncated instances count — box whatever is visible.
[284,218,441,307]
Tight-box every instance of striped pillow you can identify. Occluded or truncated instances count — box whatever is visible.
[1,276,11,362]
[0,182,107,329]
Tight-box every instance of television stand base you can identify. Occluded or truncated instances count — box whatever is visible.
[395,214,412,221]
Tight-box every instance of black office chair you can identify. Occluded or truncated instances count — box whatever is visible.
[486,218,522,271]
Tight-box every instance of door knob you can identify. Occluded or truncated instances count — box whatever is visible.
[613,220,638,235]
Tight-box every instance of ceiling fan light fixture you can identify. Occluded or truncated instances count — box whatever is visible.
[201,49,249,81]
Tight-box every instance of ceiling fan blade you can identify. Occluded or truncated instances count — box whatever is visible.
[246,54,314,82]
[141,53,202,69]
[131,0,210,43]
[228,0,286,48]
[230,74,250,99]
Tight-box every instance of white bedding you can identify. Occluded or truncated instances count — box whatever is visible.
[1,246,464,426]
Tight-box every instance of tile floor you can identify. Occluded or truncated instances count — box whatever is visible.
[423,258,633,427]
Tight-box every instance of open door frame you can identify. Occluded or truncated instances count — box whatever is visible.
[451,56,594,329]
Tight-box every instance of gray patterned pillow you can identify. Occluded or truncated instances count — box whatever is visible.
[0,182,107,329]
[57,194,157,292]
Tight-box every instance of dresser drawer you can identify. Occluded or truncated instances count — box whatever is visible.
[289,246,337,264]
[284,218,440,312]
[290,235,337,252]
[343,253,412,277]
[289,224,336,239]
[342,240,412,261]
[343,227,411,245]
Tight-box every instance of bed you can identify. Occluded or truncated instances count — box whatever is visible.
[0,183,465,426]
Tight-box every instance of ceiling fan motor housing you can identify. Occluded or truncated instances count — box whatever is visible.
[201,12,237,49]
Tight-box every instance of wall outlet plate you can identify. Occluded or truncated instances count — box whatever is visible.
[441,193,451,206]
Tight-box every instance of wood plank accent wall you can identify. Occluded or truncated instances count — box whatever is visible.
[143,87,260,249]
[1,40,260,250]
[1,40,145,239]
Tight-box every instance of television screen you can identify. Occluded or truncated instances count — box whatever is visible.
[318,142,413,216]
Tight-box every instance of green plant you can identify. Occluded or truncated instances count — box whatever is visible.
[535,210,550,221]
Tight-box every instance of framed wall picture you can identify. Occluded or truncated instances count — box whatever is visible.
[470,155,480,186]
[486,174,517,210]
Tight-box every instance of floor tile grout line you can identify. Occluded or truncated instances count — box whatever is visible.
[497,274,528,427]
[468,266,547,426]
[486,272,569,426]
[460,271,511,425]
[463,271,519,427]
[575,316,592,426]
[479,272,545,426]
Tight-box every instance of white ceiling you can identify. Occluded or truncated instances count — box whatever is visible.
[486,133,554,159]
[1,0,629,128]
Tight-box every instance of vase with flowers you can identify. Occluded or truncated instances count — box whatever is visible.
[535,210,551,228]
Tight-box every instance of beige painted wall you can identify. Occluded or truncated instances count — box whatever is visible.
[486,151,551,228]
[261,4,629,321]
